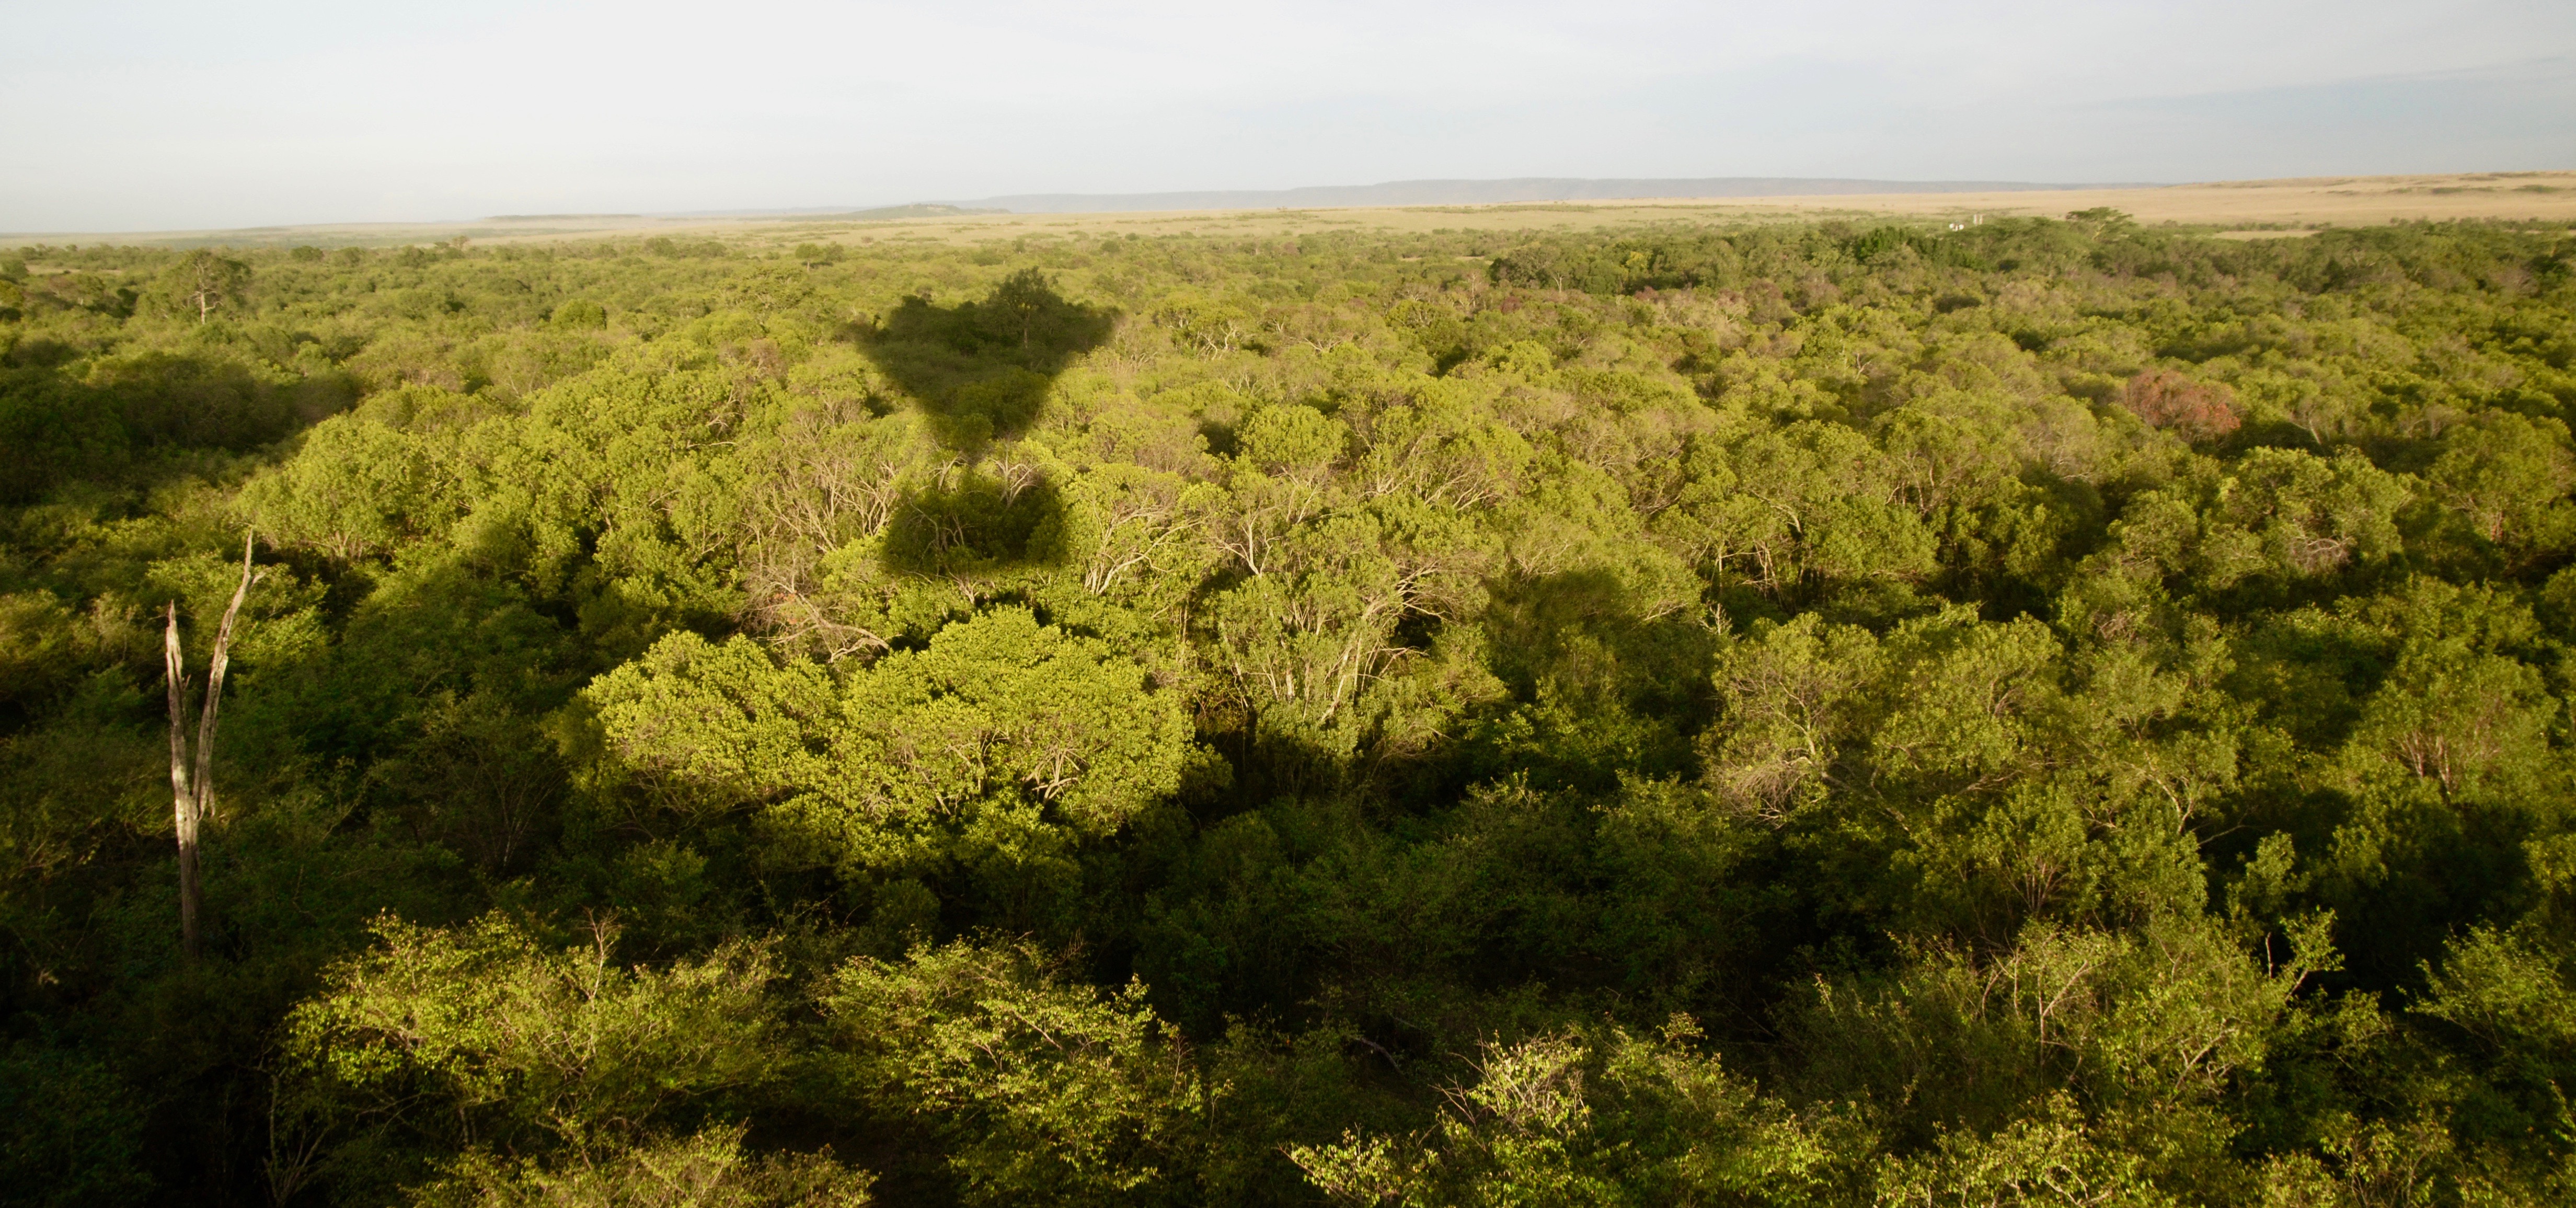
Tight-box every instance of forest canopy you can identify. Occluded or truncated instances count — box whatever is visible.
[5,213,2576,1205]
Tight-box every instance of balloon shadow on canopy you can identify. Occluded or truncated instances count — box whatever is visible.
[852,271,1113,577]
[854,270,1116,453]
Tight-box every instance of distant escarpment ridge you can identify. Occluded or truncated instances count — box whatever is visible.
[656,203,1007,221]
[813,202,1008,221]
[917,177,2163,214]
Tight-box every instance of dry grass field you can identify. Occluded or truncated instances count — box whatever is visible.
[11,170,2573,251]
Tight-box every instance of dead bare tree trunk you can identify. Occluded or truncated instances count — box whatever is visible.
[166,533,259,962]
[164,604,198,959]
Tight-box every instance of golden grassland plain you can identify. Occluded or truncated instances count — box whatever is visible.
[10,170,2574,251]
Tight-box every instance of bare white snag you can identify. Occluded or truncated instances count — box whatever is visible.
[164,603,198,959]
[166,532,259,961]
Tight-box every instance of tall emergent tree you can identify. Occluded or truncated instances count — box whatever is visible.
[990,267,1051,348]
[158,247,251,324]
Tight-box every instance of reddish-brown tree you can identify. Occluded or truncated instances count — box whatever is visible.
[2120,369,2241,441]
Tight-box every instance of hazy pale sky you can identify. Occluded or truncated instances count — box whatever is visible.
[4,0,2572,232]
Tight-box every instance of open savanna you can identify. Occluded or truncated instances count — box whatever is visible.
[11,170,2572,254]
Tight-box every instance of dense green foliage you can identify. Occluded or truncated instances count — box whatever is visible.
[5,213,2576,1205]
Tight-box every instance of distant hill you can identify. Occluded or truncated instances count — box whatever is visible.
[653,202,1006,221]
[799,202,1007,222]
[923,177,2160,214]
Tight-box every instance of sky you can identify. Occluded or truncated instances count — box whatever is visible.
[3,0,2573,232]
